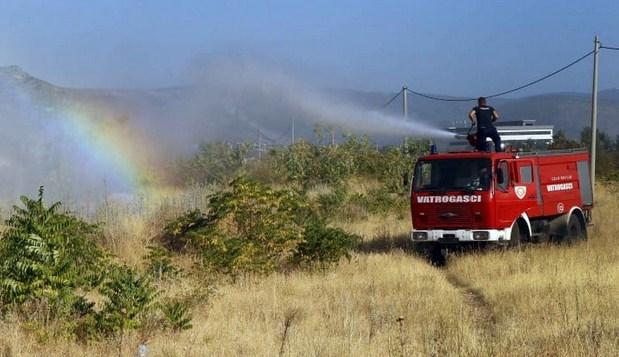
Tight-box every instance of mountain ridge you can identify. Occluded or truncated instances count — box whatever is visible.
[0,65,617,141]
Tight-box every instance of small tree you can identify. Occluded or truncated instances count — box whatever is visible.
[293,219,360,266]
[96,265,157,336]
[163,177,309,275]
[160,300,193,331]
[144,245,181,281]
[182,142,250,184]
[0,187,103,317]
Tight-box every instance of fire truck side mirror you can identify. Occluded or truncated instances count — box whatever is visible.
[496,168,505,185]
[496,161,509,192]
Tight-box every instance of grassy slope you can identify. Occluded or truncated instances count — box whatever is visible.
[0,185,617,356]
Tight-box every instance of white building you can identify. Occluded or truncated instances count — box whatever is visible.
[443,120,554,151]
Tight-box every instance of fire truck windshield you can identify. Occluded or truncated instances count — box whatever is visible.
[413,158,492,192]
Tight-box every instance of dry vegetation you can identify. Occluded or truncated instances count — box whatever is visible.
[0,182,617,356]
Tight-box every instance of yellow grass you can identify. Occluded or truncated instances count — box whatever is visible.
[0,184,617,356]
[446,183,619,355]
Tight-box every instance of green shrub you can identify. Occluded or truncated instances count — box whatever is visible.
[163,176,309,275]
[271,136,427,192]
[181,142,250,184]
[271,140,320,189]
[95,265,158,337]
[159,209,208,253]
[160,300,193,331]
[144,245,181,280]
[316,184,347,216]
[0,187,103,317]
[293,219,360,266]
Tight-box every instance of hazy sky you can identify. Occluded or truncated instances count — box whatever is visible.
[1,0,618,96]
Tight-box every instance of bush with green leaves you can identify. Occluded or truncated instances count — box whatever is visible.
[162,176,360,274]
[163,176,308,275]
[94,265,158,337]
[293,219,360,266]
[348,186,409,216]
[159,209,209,253]
[316,184,348,216]
[0,187,104,318]
[160,300,193,331]
[272,136,427,191]
[144,245,181,280]
[272,140,355,189]
[181,141,251,184]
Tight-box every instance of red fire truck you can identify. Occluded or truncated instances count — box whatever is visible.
[410,149,593,249]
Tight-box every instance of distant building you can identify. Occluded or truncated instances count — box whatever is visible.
[443,120,554,151]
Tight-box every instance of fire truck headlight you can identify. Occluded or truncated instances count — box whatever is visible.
[412,232,428,241]
[472,231,490,240]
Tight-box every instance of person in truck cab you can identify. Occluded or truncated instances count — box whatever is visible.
[467,166,491,190]
[468,97,502,152]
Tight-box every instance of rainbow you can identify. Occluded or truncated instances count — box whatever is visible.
[53,102,162,193]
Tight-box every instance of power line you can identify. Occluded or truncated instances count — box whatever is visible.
[405,88,475,102]
[601,45,619,51]
[483,49,595,98]
[381,90,403,108]
[401,49,595,102]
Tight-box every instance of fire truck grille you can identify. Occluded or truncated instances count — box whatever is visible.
[428,204,474,227]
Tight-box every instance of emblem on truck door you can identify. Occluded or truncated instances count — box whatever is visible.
[515,186,527,200]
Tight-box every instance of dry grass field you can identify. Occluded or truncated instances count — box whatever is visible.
[0,184,617,356]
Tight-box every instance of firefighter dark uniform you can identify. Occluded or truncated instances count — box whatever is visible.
[471,104,501,152]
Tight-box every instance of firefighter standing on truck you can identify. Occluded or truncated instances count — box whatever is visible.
[468,97,502,152]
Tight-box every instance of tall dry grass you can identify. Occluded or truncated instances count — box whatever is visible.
[92,184,217,266]
[446,183,619,355]
[0,184,617,356]
[0,254,486,357]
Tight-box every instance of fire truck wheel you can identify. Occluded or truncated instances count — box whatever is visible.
[429,245,447,266]
[565,214,586,244]
[509,222,526,248]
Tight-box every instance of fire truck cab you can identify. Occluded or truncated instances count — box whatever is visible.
[411,149,593,247]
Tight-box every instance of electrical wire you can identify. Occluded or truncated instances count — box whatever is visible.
[381,90,403,108]
[400,49,595,102]
[601,45,619,51]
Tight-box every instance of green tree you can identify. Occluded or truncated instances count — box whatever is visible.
[182,142,250,184]
[0,187,103,315]
[95,265,157,336]
[549,130,581,149]
[580,127,619,177]
[165,177,308,275]
[292,218,359,266]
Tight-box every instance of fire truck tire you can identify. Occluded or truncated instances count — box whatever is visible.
[565,213,586,244]
[509,222,526,248]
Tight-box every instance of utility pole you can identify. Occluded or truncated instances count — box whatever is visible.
[257,128,262,160]
[291,118,295,144]
[402,85,408,119]
[590,35,600,202]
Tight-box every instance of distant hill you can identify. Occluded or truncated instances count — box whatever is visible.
[0,65,617,144]
[0,65,617,202]
[347,89,619,139]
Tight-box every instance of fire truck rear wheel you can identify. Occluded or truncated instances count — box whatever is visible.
[565,214,586,244]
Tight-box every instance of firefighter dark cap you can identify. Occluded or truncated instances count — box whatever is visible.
[478,97,486,104]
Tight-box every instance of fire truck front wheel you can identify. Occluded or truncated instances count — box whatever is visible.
[509,221,527,248]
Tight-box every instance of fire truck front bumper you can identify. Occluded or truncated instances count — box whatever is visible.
[411,228,510,243]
